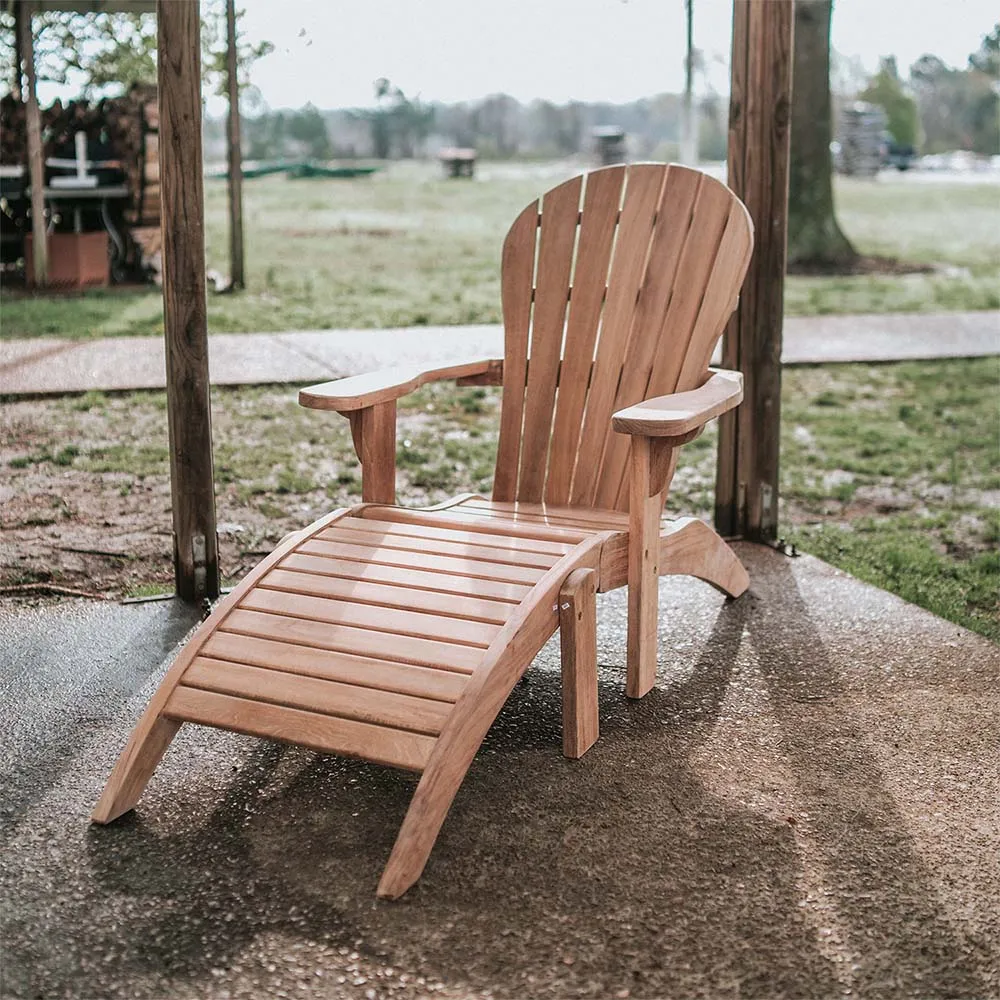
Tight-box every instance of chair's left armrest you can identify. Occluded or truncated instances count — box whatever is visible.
[299,358,504,411]
[298,357,503,505]
[611,368,743,439]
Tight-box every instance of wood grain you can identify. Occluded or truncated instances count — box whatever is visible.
[358,400,396,504]
[157,0,219,602]
[92,507,353,824]
[457,499,625,532]
[626,436,663,699]
[317,523,561,569]
[261,567,513,624]
[517,175,582,501]
[222,609,483,673]
[369,504,592,544]
[493,200,539,499]
[658,517,749,597]
[592,166,703,509]
[20,3,47,286]
[377,536,605,897]
[200,631,468,702]
[279,551,531,604]
[300,358,503,411]
[224,0,244,289]
[337,515,573,556]
[716,0,792,541]
[571,164,667,506]
[546,166,626,504]
[165,686,436,772]
[611,369,743,437]
[183,657,451,734]
[238,588,501,649]
[600,172,735,509]
[299,537,545,586]
[559,568,599,759]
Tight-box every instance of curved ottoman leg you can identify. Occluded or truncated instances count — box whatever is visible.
[378,539,604,899]
[92,508,351,824]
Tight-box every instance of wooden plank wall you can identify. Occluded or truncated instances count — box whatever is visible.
[157,0,220,601]
[715,0,794,542]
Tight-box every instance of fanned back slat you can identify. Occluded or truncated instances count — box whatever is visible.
[545,167,625,505]
[673,200,754,387]
[516,175,582,502]
[492,200,539,500]
[598,173,734,509]
[494,164,753,513]
[571,164,667,507]
[591,167,705,510]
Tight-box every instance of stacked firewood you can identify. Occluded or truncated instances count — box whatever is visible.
[0,86,159,225]
[0,95,28,164]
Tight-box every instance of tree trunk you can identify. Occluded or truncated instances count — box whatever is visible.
[787,0,857,269]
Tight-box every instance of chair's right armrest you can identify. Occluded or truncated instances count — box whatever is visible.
[299,358,503,411]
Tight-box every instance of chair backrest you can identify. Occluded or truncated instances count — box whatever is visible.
[492,163,753,512]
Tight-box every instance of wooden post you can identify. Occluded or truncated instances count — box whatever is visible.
[714,0,793,542]
[157,0,220,602]
[18,1,47,287]
[225,0,245,289]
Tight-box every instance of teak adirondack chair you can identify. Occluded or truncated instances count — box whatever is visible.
[93,163,754,898]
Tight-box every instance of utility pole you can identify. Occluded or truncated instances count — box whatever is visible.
[225,0,245,289]
[681,0,697,165]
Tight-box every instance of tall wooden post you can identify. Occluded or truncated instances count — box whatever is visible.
[157,0,220,602]
[714,0,793,542]
[18,1,47,287]
[225,0,245,289]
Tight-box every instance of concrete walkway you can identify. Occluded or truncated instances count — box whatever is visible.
[2,310,997,395]
[2,544,998,999]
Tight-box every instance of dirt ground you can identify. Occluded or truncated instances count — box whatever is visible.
[0,384,499,598]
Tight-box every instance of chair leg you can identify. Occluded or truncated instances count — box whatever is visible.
[92,714,182,824]
[559,567,599,759]
[660,517,750,598]
[627,438,664,699]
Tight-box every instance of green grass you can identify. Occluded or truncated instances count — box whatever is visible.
[776,358,1000,641]
[3,165,998,339]
[4,358,995,638]
[785,519,998,639]
[784,178,1000,316]
[662,358,999,641]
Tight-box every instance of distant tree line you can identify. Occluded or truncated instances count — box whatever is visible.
[214,84,731,164]
[215,19,997,167]
[852,24,999,155]
[4,8,994,164]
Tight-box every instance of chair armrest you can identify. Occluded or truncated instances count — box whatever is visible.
[299,358,503,411]
[611,368,743,438]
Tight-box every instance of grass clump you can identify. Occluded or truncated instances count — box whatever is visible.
[3,167,998,340]
[788,519,999,641]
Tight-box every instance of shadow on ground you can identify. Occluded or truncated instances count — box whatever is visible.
[2,547,997,999]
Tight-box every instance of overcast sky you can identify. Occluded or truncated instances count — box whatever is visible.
[227,0,998,111]
[28,0,998,111]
